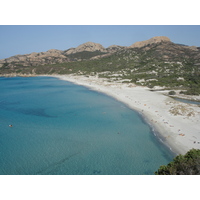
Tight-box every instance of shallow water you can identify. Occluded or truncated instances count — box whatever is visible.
[0,76,174,175]
[174,97,200,105]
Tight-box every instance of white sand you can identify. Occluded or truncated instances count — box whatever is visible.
[54,74,200,155]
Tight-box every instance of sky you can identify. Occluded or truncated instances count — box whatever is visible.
[0,25,200,60]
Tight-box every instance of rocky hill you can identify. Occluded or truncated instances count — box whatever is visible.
[1,36,199,70]
[129,36,171,48]
[0,41,124,68]
[65,42,107,54]
[1,36,200,94]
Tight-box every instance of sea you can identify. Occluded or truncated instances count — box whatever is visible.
[0,76,174,175]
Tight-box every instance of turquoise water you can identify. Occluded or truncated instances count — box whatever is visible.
[0,76,174,175]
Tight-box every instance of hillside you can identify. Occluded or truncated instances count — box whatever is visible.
[1,36,200,95]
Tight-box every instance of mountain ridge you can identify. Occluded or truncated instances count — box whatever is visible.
[0,35,200,95]
[1,36,199,68]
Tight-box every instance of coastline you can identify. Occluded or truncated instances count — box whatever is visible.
[52,74,200,155]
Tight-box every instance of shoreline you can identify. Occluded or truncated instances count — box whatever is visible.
[52,74,200,156]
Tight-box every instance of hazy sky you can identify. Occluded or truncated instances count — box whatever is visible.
[0,25,200,59]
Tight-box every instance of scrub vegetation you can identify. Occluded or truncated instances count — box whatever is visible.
[155,149,200,175]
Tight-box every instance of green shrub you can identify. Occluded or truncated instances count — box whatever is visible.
[185,88,200,95]
[155,149,200,175]
[168,91,176,95]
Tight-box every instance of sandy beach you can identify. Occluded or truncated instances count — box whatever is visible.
[54,74,200,155]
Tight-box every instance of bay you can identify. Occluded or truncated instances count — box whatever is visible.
[0,76,174,175]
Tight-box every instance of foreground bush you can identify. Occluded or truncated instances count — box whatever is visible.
[155,149,200,175]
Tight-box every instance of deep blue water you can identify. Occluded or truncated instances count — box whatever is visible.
[0,76,174,175]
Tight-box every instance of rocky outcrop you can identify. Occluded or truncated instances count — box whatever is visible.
[187,46,199,51]
[129,36,171,48]
[106,45,125,53]
[65,42,107,54]
[0,49,70,67]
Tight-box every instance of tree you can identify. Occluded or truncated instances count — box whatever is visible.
[155,149,200,175]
